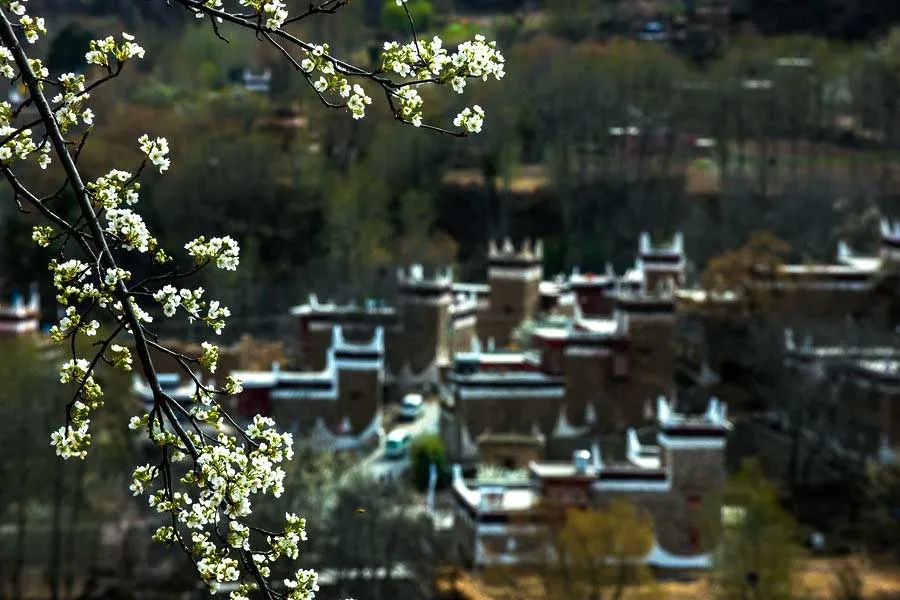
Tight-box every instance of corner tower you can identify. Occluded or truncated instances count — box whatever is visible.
[478,238,543,347]
[638,232,686,292]
[395,264,453,376]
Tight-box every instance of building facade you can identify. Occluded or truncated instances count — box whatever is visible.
[452,397,730,569]
[0,286,40,335]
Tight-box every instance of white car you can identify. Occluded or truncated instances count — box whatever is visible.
[384,429,412,459]
[399,393,423,421]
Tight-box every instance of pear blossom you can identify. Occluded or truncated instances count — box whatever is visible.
[138,133,170,172]
[184,235,240,270]
[454,105,485,134]
[2,0,506,595]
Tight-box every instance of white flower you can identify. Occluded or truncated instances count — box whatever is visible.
[395,87,423,127]
[50,424,90,459]
[200,341,219,373]
[453,104,485,134]
[105,207,155,253]
[153,285,182,317]
[32,225,53,247]
[223,375,243,395]
[85,33,145,67]
[347,84,371,120]
[184,235,240,270]
[110,345,133,371]
[138,134,170,172]
[37,147,51,169]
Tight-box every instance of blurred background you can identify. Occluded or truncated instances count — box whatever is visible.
[3,1,900,599]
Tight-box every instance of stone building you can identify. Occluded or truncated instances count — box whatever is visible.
[232,326,385,450]
[440,233,684,466]
[283,232,689,463]
[440,297,677,466]
[132,231,691,453]
[133,326,385,452]
[675,220,900,415]
[291,266,476,384]
[783,330,900,465]
[452,397,730,568]
[744,220,900,324]
[476,239,543,347]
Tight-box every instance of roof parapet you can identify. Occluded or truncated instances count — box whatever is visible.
[397,264,454,287]
[880,218,900,242]
[639,231,684,256]
[657,395,729,428]
[488,237,544,261]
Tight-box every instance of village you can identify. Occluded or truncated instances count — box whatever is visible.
[4,220,898,597]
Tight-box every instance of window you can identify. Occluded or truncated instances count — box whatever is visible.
[613,354,630,379]
[688,527,700,552]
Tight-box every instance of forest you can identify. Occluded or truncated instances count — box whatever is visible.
[2,1,900,340]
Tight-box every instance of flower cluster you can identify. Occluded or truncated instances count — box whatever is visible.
[453,104,485,134]
[0,91,39,165]
[223,374,244,395]
[347,84,372,120]
[299,44,373,120]
[153,285,202,317]
[49,358,105,459]
[380,34,504,130]
[151,285,231,334]
[49,258,91,304]
[19,12,46,44]
[238,0,288,29]
[85,33,145,67]
[284,569,319,600]
[59,358,103,404]
[184,235,240,270]
[31,224,53,247]
[0,46,15,78]
[52,72,93,133]
[382,35,505,85]
[131,413,302,594]
[50,423,90,459]
[49,306,99,342]
[138,133,170,172]
[106,207,156,253]
[199,341,218,373]
[0,125,37,163]
[109,344,133,371]
[87,169,140,209]
[395,87,424,127]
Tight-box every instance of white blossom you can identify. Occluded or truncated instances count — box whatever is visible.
[184,235,240,270]
[85,33,145,67]
[138,134,170,172]
[453,104,485,134]
[199,341,218,373]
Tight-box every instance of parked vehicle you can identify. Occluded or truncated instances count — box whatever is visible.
[399,393,424,420]
[384,429,412,459]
